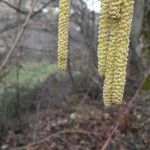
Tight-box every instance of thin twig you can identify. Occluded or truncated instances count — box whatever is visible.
[0,0,38,71]
[79,82,94,105]
[31,0,54,18]
[1,0,26,14]
[101,123,119,150]
[100,69,150,150]
[13,129,100,150]
[0,0,54,34]
[126,69,150,111]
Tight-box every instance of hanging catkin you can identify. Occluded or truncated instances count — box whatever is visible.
[103,0,123,107]
[98,0,134,107]
[111,0,134,105]
[103,22,119,107]
[97,0,110,77]
[57,0,70,70]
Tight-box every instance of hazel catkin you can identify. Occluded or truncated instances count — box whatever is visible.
[57,0,70,70]
[99,0,134,107]
[97,0,110,77]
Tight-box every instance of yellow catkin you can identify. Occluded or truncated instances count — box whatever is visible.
[103,0,124,107]
[103,22,118,107]
[112,0,134,104]
[103,0,134,107]
[57,0,70,70]
[97,0,110,76]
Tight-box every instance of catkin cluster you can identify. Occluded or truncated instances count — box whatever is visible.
[57,0,134,107]
[57,0,70,70]
[98,0,134,107]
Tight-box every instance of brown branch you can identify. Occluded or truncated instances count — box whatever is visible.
[0,0,38,71]
[0,0,26,14]
[79,82,94,105]
[101,123,119,150]
[13,129,100,150]
[101,69,150,150]
[126,69,150,110]
[31,0,55,18]
[117,69,150,131]
[0,0,54,33]
[0,0,95,34]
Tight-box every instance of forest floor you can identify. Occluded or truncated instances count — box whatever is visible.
[0,90,150,150]
[0,60,150,150]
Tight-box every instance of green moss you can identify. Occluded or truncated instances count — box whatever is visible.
[143,75,150,90]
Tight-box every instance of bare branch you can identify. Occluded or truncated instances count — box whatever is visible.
[0,0,38,71]
[100,69,150,150]
[0,0,54,33]
[0,0,26,14]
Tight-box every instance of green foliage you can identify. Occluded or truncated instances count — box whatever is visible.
[0,61,57,131]
[143,30,150,40]
[0,62,56,94]
[1,62,56,89]
[143,75,150,90]
[143,46,150,56]
[0,62,57,106]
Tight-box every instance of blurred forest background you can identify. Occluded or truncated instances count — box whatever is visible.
[0,0,149,149]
